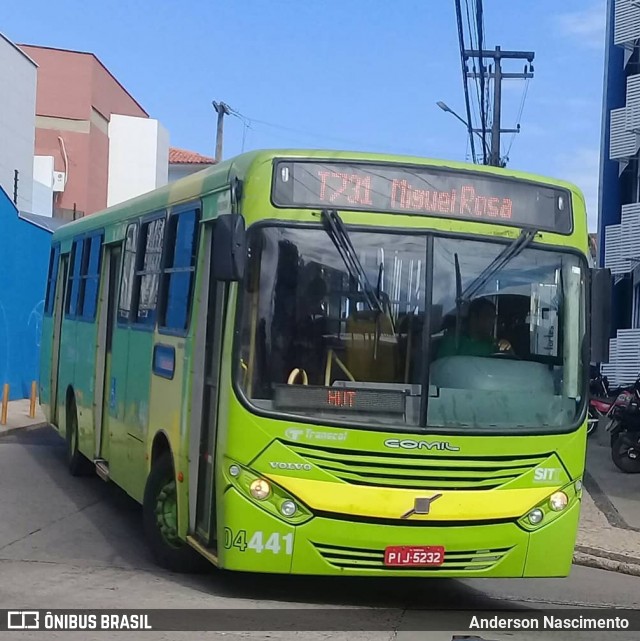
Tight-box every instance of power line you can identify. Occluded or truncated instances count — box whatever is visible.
[227,107,427,156]
[504,77,531,161]
[455,0,478,163]
[475,0,488,163]
[464,0,483,152]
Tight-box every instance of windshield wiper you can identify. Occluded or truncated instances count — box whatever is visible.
[453,228,537,349]
[458,228,538,304]
[320,209,384,313]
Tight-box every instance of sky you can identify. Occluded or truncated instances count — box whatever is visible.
[5,0,606,229]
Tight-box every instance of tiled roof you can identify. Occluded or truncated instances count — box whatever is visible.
[169,147,215,165]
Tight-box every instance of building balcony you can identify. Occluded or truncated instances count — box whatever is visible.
[610,108,639,162]
[604,203,640,274]
[615,0,640,58]
[601,329,640,385]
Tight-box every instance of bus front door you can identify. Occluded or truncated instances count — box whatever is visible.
[191,226,226,547]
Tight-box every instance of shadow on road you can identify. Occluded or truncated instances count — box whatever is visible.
[2,425,530,611]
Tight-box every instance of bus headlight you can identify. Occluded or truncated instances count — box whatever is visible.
[528,508,544,525]
[280,500,297,516]
[224,458,312,524]
[549,491,568,511]
[250,479,271,500]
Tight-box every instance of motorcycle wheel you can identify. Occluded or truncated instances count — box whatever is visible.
[611,435,640,473]
[587,408,598,436]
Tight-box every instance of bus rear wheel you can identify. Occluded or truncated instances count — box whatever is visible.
[143,452,205,573]
[66,397,93,477]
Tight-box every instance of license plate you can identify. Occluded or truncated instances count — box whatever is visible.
[384,545,445,567]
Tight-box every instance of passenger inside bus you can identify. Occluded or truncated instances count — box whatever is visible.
[294,276,329,384]
[435,297,512,358]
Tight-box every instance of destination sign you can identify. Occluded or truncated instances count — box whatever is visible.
[273,385,405,415]
[271,160,572,233]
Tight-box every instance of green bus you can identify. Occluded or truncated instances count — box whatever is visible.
[40,149,611,577]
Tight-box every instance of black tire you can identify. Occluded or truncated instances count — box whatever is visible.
[611,435,640,473]
[142,452,206,573]
[66,396,94,477]
[587,408,598,437]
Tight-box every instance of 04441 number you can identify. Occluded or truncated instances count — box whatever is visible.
[224,529,293,555]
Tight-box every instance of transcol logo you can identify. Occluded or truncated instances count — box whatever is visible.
[284,428,348,442]
[384,439,460,452]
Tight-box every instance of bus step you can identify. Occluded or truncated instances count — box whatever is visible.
[94,459,110,482]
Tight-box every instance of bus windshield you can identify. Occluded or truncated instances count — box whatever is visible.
[236,225,585,432]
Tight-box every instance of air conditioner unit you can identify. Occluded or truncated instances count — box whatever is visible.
[52,171,66,192]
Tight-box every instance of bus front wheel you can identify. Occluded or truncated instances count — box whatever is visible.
[142,453,205,573]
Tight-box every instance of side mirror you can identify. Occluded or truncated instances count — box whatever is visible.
[589,267,612,364]
[212,214,246,282]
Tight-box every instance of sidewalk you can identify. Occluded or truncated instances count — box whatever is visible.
[573,434,640,576]
[0,398,47,435]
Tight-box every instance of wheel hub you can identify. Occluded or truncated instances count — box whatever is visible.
[155,480,179,546]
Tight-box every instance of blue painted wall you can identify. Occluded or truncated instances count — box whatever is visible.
[0,187,52,400]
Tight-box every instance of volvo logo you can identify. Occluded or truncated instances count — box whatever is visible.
[402,494,443,519]
[269,462,312,471]
[384,438,460,451]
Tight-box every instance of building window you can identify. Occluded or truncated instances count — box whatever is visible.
[118,223,139,324]
[44,244,61,316]
[135,217,166,326]
[159,208,200,332]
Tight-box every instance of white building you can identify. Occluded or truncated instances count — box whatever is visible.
[0,33,36,212]
[107,114,170,207]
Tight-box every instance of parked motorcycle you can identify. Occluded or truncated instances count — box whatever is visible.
[588,373,638,437]
[588,374,614,436]
[603,374,640,473]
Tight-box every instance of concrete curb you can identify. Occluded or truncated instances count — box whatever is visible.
[0,422,49,437]
[574,548,640,577]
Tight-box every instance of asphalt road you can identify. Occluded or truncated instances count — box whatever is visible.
[1,426,639,641]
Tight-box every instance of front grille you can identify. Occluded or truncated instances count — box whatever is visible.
[313,542,511,571]
[289,442,548,490]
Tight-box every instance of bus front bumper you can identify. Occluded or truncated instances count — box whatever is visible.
[216,487,580,577]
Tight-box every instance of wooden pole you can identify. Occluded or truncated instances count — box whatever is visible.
[1,384,9,425]
[29,381,37,418]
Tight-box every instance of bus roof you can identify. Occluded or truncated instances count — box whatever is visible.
[50,148,584,242]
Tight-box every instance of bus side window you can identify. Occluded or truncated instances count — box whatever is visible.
[118,223,139,324]
[158,208,199,332]
[135,216,166,327]
[80,233,103,321]
[66,238,84,317]
[44,244,60,316]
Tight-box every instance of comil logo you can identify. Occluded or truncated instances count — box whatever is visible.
[384,439,460,452]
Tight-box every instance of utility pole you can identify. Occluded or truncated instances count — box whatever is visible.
[212,101,231,162]
[464,46,534,167]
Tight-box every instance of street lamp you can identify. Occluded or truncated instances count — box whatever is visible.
[436,101,491,161]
